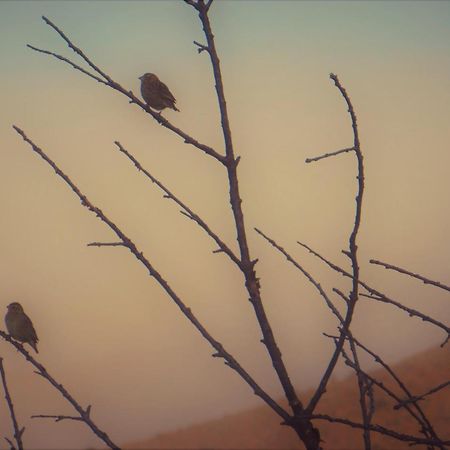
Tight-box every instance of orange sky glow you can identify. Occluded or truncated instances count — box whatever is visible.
[0,1,449,449]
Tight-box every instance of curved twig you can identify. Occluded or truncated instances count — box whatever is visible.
[307,73,365,415]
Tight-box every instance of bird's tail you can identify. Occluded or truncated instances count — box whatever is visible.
[30,341,39,353]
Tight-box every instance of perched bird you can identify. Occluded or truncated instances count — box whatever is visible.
[5,302,39,353]
[139,73,179,112]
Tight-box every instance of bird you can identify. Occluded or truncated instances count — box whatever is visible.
[139,73,179,112]
[5,302,39,353]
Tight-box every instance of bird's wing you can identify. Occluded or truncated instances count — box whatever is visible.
[158,81,176,103]
[22,314,38,342]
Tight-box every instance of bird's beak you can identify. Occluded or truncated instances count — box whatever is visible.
[138,76,143,80]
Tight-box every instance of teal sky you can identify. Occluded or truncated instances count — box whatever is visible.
[2,1,450,74]
[1,2,449,450]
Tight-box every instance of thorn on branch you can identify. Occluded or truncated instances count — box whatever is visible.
[193,40,209,54]
[179,210,194,220]
[342,250,351,258]
[4,437,15,449]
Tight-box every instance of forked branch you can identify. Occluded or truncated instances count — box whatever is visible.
[28,16,225,163]
[12,125,289,425]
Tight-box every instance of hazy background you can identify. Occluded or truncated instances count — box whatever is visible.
[0,1,449,449]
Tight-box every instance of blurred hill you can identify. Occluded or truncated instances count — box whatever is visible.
[125,344,449,449]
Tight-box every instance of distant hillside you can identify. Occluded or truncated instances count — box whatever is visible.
[125,345,449,449]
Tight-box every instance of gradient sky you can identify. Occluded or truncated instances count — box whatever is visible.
[1,1,449,449]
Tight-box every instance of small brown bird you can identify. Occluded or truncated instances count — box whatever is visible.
[5,302,39,353]
[139,73,179,112]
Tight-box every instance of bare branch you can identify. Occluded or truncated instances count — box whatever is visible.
[32,414,83,423]
[354,337,441,444]
[13,126,290,424]
[308,413,450,447]
[114,141,241,267]
[41,16,114,84]
[27,45,106,85]
[4,436,16,449]
[339,342,443,448]
[0,358,24,450]
[360,293,450,342]
[370,259,450,293]
[394,380,450,410]
[192,8,311,444]
[346,340,372,449]
[305,146,354,163]
[255,227,343,322]
[193,40,209,54]
[298,242,450,340]
[0,332,119,449]
[87,242,125,247]
[307,73,365,415]
[183,0,198,7]
[28,17,225,163]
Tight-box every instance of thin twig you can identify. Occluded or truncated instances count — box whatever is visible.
[305,146,354,163]
[193,40,209,54]
[87,242,125,247]
[0,332,119,449]
[253,226,443,448]
[347,337,372,449]
[40,16,115,84]
[360,294,450,344]
[297,241,450,341]
[0,358,24,450]
[27,45,106,85]
[337,341,441,448]
[28,17,225,163]
[13,125,290,424]
[308,413,450,447]
[346,334,443,448]
[394,380,450,410]
[260,222,446,447]
[114,141,241,267]
[370,259,450,293]
[255,228,344,322]
[31,414,83,422]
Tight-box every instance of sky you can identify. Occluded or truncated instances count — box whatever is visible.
[0,1,449,449]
